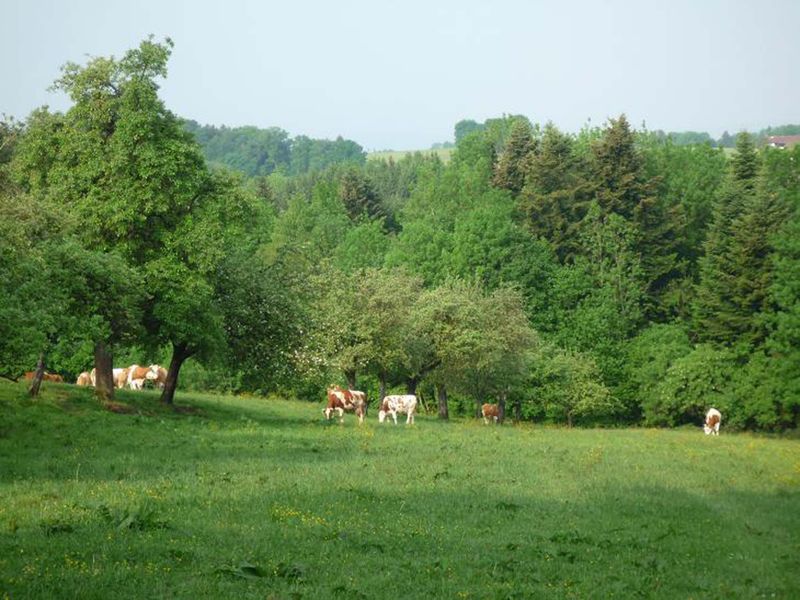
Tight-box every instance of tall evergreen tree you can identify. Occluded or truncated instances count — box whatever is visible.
[731,132,760,190]
[518,123,592,261]
[590,115,682,318]
[492,118,536,195]
[693,150,789,347]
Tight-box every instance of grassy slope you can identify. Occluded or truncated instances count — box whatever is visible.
[1,381,798,599]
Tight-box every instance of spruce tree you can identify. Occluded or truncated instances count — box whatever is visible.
[492,118,536,195]
[693,167,790,346]
[519,123,591,261]
[731,131,760,190]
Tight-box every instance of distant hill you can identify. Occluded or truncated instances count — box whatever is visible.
[183,120,366,177]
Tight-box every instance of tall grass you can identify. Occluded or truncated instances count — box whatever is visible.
[1,380,798,598]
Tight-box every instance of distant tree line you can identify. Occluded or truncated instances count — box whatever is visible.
[455,118,800,149]
[183,120,365,177]
[2,38,799,431]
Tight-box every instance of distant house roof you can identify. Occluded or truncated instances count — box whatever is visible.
[766,135,800,148]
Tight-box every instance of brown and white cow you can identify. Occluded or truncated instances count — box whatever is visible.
[481,403,499,425]
[323,385,367,423]
[149,365,168,390]
[23,371,63,383]
[127,365,159,390]
[76,371,92,386]
[704,408,722,435]
[378,394,417,425]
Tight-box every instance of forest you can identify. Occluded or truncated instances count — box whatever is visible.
[2,38,799,430]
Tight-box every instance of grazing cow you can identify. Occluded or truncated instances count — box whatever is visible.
[704,408,722,435]
[481,403,499,425]
[323,385,367,423]
[378,394,417,425]
[127,365,159,390]
[76,371,92,386]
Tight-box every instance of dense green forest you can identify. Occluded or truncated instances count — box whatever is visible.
[183,120,366,176]
[2,38,799,430]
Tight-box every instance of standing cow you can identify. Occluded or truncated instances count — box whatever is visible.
[378,394,417,425]
[323,385,367,423]
[704,408,722,435]
[127,365,159,390]
[481,403,499,425]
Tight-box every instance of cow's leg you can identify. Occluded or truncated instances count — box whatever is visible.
[337,407,344,422]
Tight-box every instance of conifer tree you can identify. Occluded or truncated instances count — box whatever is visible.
[731,131,760,190]
[492,118,536,195]
[693,159,790,346]
[519,123,592,261]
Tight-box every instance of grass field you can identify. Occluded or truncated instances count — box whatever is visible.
[368,148,453,163]
[1,380,798,599]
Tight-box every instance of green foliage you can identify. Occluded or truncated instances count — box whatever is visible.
[519,123,592,261]
[183,121,365,177]
[645,344,736,426]
[529,343,618,425]
[731,132,760,189]
[622,323,692,419]
[454,118,484,143]
[338,166,383,221]
[492,118,536,194]
[333,220,389,272]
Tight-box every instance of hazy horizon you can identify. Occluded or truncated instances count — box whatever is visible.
[4,0,799,151]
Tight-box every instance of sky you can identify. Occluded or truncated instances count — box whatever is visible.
[3,0,799,151]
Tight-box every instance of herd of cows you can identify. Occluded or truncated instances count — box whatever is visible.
[70,364,166,391]
[19,374,724,433]
[325,384,725,434]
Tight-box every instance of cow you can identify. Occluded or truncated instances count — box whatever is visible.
[704,408,722,435]
[481,403,499,425]
[323,385,367,423]
[127,365,159,390]
[149,365,168,390]
[87,368,128,389]
[23,371,63,383]
[76,371,92,386]
[378,394,417,425]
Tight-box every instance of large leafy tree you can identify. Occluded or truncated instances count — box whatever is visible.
[12,38,258,402]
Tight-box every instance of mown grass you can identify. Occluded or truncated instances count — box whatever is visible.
[1,380,798,599]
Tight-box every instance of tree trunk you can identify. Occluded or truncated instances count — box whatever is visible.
[513,397,522,423]
[94,342,114,401]
[28,352,46,398]
[475,396,483,419]
[345,369,357,390]
[405,376,418,395]
[498,389,507,424]
[436,385,449,420]
[379,370,387,401]
[160,343,192,405]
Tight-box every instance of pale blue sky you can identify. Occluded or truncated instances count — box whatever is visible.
[3,0,799,150]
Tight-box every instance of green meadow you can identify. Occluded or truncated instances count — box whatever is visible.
[1,380,798,599]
